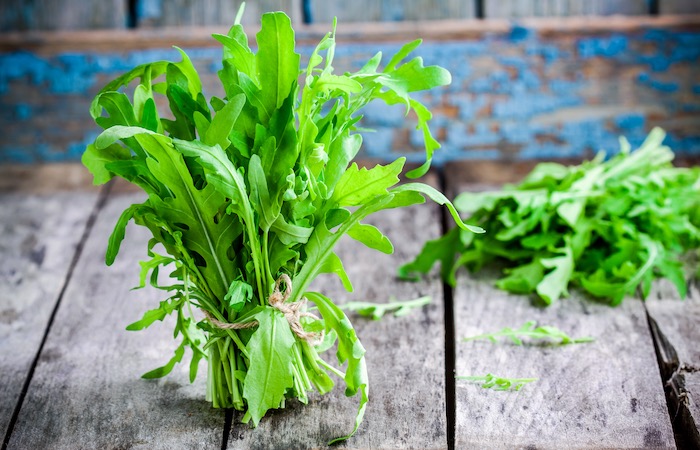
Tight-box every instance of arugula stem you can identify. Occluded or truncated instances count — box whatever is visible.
[317,359,346,379]
[262,230,274,299]
[293,343,312,391]
[624,237,659,293]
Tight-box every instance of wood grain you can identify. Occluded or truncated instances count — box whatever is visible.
[0,0,125,32]
[6,193,224,449]
[484,0,648,18]
[4,15,700,54]
[146,0,301,27]
[226,176,448,449]
[446,173,675,449]
[646,280,700,448]
[452,272,675,449]
[0,191,98,440]
[661,0,700,15]
[311,0,474,24]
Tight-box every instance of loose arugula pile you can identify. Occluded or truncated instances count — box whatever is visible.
[402,128,700,305]
[83,7,480,443]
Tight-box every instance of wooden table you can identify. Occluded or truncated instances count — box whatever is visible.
[1,162,697,450]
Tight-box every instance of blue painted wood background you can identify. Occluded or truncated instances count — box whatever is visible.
[1,1,699,164]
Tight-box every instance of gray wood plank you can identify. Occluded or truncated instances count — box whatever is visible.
[0,190,98,441]
[226,179,448,448]
[453,273,675,449]
[311,0,474,24]
[148,0,301,27]
[484,0,648,18]
[646,279,700,447]
[0,0,126,32]
[446,174,675,449]
[7,192,224,449]
[661,0,700,14]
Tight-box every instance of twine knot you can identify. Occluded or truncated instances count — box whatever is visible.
[203,274,324,345]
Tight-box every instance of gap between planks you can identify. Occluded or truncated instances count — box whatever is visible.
[1,181,112,450]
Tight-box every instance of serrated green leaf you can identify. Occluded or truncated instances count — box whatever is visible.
[243,307,296,426]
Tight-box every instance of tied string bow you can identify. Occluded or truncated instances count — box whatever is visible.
[203,274,324,345]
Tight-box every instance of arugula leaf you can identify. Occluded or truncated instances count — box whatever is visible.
[408,127,700,305]
[342,296,431,320]
[463,321,594,345]
[456,373,537,391]
[84,5,469,443]
[243,307,296,426]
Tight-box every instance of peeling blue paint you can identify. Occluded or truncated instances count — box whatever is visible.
[577,35,628,59]
[614,113,645,131]
[509,24,532,43]
[1,26,699,164]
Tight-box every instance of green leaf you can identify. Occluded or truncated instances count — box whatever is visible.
[536,245,574,304]
[203,93,246,149]
[342,296,430,320]
[243,307,296,426]
[319,251,353,292]
[306,292,368,444]
[398,227,461,284]
[392,182,485,234]
[331,159,405,207]
[225,279,253,312]
[256,12,300,112]
[347,222,393,254]
[82,143,131,185]
[142,341,185,379]
[126,295,183,331]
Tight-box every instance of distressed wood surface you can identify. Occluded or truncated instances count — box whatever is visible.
[0,0,125,32]
[311,0,474,24]
[445,171,675,449]
[661,0,700,14]
[484,0,648,17]
[6,193,224,450]
[646,279,700,448]
[0,190,98,441]
[144,0,302,27]
[227,175,448,449]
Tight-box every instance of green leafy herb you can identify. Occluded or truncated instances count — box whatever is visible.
[342,296,431,320]
[83,5,474,443]
[456,373,537,391]
[402,128,700,305]
[463,321,594,345]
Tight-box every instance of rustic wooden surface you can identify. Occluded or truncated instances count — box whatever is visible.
[446,165,678,449]
[0,191,99,441]
[2,163,699,449]
[484,0,649,17]
[646,280,700,448]
[0,166,100,442]
[453,273,675,449]
[6,193,225,449]
[1,0,125,32]
[6,0,699,32]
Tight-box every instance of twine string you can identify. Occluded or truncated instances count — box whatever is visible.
[203,274,324,345]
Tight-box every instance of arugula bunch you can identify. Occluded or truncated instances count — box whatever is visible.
[83,7,479,442]
[402,128,700,305]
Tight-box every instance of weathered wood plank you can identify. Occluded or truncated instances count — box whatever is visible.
[661,0,700,15]
[0,189,98,441]
[446,170,675,449]
[453,274,675,449]
[484,0,648,18]
[144,0,301,27]
[311,0,474,23]
[226,176,448,448]
[7,192,224,449]
[646,280,700,447]
[0,0,126,32]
